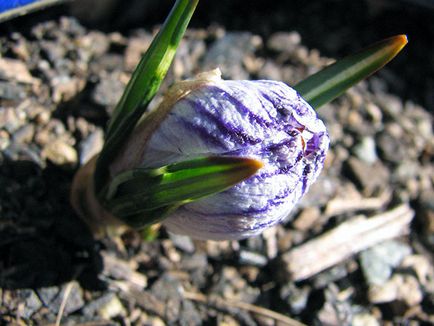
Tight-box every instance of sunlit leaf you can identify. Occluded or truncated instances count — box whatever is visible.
[294,35,408,108]
[94,0,199,193]
[104,156,263,225]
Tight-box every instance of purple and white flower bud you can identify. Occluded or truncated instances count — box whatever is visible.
[111,70,329,240]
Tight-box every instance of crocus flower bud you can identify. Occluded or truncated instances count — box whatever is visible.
[110,69,329,240]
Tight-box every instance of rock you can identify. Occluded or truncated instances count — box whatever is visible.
[179,299,202,326]
[169,233,195,253]
[102,252,147,289]
[345,157,390,196]
[40,40,67,65]
[0,81,26,101]
[298,175,339,208]
[210,266,260,303]
[51,75,86,103]
[267,31,301,53]
[180,252,207,271]
[238,250,268,267]
[42,140,77,167]
[353,137,378,164]
[352,313,380,326]
[34,110,51,125]
[317,286,352,326]
[0,107,26,133]
[77,31,110,59]
[246,235,264,253]
[280,283,310,314]
[151,274,183,323]
[376,128,409,164]
[92,73,125,107]
[257,60,282,80]
[124,34,152,71]
[365,102,383,128]
[97,295,126,320]
[0,130,10,150]
[17,290,43,319]
[293,207,322,232]
[173,38,207,79]
[375,94,403,119]
[417,190,434,238]
[394,160,420,184]
[79,129,104,165]
[38,283,84,315]
[360,240,412,286]
[202,32,262,79]
[262,227,278,259]
[313,264,350,289]
[83,293,120,318]
[401,255,434,290]
[181,253,208,288]
[368,274,423,306]
[0,57,35,84]
[3,142,44,167]
[12,124,34,144]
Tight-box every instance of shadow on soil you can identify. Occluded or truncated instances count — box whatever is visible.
[0,159,104,290]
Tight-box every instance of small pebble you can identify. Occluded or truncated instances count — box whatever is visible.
[79,129,104,165]
[368,274,423,306]
[238,250,268,267]
[353,136,378,164]
[360,240,412,286]
[267,31,301,53]
[42,140,78,166]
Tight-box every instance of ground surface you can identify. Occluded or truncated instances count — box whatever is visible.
[0,3,433,326]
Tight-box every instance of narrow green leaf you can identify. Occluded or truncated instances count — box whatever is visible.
[94,0,199,193]
[104,156,263,220]
[294,35,408,108]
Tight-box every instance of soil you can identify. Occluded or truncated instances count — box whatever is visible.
[0,1,433,325]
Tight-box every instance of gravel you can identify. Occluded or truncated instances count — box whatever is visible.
[0,16,433,325]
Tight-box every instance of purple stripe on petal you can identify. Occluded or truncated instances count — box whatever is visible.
[208,85,274,129]
[176,115,228,149]
[135,75,331,240]
[183,98,262,146]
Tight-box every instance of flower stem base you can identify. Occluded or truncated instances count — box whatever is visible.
[70,156,128,238]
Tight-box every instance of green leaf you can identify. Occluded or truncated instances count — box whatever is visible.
[104,156,263,225]
[94,0,199,193]
[294,35,408,108]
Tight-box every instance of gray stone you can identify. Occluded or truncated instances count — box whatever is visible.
[345,157,390,196]
[267,31,301,53]
[92,73,125,107]
[79,129,104,165]
[202,32,262,79]
[258,60,282,80]
[151,274,183,323]
[3,142,44,167]
[368,274,423,306]
[82,293,116,317]
[0,107,25,133]
[17,290,42,319]
[353,137,378,164]
[238,250,268,267]
[181,253,207,271]
[360,240,412,286]
[38,283,84,315]
[12,124,35,144]
[42,140,77,167]
[376,130,409,163]
[280,283,309,314]
[179,299,202,326]
[313,264,349,288]
[352,313,380,326]
[169,233,195,253]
